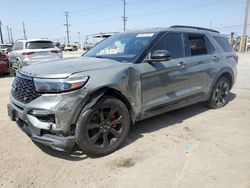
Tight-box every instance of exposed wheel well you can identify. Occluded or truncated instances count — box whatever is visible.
[220,72,233,89]
[102,88,135,123]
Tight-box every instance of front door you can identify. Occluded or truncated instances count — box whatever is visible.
[139,32,191,113]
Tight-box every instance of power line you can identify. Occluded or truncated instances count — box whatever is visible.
[128,0,238,18]
[23,1,120,24]
[64,11,70,45]
[22,22,27,39]
[214,24,250,29]
[71,1,121,15]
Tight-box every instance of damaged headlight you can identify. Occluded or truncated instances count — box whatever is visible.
[34,76,89,93]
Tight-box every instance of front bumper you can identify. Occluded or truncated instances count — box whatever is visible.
[7,103,75,151]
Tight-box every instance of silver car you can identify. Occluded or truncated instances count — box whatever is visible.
[8,39,62,70]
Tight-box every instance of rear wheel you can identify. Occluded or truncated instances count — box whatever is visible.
[208,76,230,109]
[75,96,130,156]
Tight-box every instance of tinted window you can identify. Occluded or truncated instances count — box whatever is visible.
[12,42,23,50]
[152,33,184,59]
[213,36,233,52]
[205,37,215,54]
[26,41,54,49]
[188,34,207,56]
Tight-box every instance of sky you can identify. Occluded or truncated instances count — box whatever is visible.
[0,0,249,43]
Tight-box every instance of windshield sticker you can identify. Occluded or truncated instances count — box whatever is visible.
[136,33,155,37]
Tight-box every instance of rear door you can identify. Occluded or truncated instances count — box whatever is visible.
[183,33,216,95]
[139,32,192,113]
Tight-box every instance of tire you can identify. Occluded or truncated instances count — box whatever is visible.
[75,96,130,156]
[208,76,230,109]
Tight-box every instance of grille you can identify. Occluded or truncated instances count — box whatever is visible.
[11,75,40,104]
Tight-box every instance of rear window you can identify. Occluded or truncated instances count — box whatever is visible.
[26,41,54,49]
[12,42,23,50]
[188,34,207,56]
[213,36,232,52]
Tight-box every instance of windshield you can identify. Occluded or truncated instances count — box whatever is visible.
[26,41,54,49]
[84,32,156,63]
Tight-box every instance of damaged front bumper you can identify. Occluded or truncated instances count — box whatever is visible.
[7,88,88,151]
[7,103,76,151]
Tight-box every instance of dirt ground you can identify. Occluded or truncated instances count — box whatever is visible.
[0,52,250,188]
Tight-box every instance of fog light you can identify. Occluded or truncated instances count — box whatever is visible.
[29,109,51,116]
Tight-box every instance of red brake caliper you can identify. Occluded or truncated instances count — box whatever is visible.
[111,115,117,129]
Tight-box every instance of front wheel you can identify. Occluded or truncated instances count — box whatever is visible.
[75,96,130,156]
[208,77,230,109]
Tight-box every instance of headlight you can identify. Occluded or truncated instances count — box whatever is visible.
[34,76,89,93]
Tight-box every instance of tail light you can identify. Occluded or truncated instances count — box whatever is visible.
[22,51,35,55]
[51,50,61,53]
[233,54,239,63]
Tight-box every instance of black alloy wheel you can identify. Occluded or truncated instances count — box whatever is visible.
[75,96,130,156]
[209,77,230,109]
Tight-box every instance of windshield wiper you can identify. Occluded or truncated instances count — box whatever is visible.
[95,55,109,59]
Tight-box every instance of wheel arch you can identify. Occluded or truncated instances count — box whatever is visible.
[73,86,136,128]
[208,68,234,98]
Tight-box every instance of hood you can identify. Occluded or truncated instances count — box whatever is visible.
[20,57,122,78]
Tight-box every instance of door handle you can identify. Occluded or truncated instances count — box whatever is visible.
[177,62,185,67]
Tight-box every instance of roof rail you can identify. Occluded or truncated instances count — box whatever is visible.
[170,25,220,33]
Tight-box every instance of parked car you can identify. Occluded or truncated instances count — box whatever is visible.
[8,25,237,156]
[0,51,10,75]
[8,39,62,71]
[0,44,13,54]
[64,44,77,51]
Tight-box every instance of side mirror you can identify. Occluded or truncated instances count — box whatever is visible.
[146,50,172,62]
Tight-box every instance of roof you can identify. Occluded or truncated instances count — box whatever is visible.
[16,38,52,42]
[125,25,221,36]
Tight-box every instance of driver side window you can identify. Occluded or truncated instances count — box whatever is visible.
[152,33,185,59]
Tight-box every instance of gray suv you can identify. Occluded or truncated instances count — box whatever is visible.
[8,26,238,156]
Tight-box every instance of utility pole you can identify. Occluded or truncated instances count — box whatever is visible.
[122,0,127,32]
[6,25,10,43]
[64,11,70,45]
[209,20,212,29]
[240,0,249,53]
[78,32,81,43]
[10,28,13,44]
[22,21,27,39]
[0,20,3,44]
